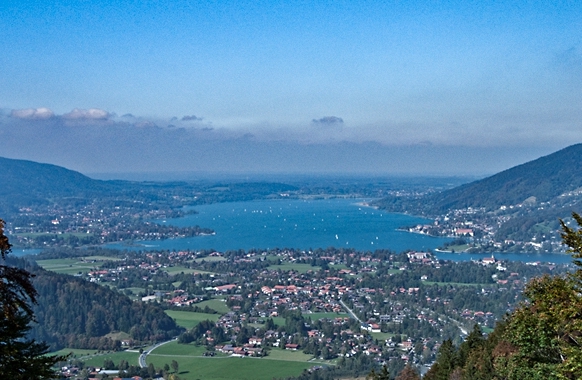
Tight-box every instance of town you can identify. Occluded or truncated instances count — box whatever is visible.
[40,245,565,379]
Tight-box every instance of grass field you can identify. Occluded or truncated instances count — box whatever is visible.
[147,343,319,380]
[193,256,227,263]
[36,256,121,275]
[165,310,221,329]
[267,263,321,273]
[262,349,313,362]
[50,348,100,358]
[303,312,349,321]
[36,258,97,275]
[423,281,489,287]
[161,266,209,275]
[195,298,230,314]
[147,355,314,380]
[149,341,214,356]
[370,332,394,341]
[50,348,140,368]
[251,312,349,329]
[81,350,140,368]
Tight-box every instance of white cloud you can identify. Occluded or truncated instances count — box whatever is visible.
[10,107,54,120]
[62,108,110,120]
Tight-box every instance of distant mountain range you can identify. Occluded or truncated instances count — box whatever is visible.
[0,156,110,194]
[376,143,582,214]
[0,156,299,218]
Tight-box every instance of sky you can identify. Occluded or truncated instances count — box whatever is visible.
[1,1,581,177]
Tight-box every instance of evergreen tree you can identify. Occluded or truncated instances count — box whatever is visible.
[366,364,389,380]
[491,212,582,379]
[426,212,582,379]
[0,218,66,378]
[424,339,456,380]
[395,364,420,380]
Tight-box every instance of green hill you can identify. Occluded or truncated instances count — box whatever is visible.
[10,257,182,350]
[0,157,112,197]
[427,143,582,211]
[0,157,117,216]
[377,143,582,214]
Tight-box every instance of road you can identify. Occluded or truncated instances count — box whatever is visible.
[139,338,177,368]
[339,299,363,324]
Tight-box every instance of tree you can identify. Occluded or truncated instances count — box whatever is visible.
[424,339,456,380]
[366,364,389,380]
[491,213,582,379]
[0,218,66,378]
[395,364,420,380]
[171,359,179,373]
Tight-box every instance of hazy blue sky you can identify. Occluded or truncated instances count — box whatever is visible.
[1,1,581,177]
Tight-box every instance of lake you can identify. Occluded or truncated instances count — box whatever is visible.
[103,198,572,263]
[106,198,450,252]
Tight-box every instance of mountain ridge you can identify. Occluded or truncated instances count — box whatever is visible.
[376,143,582,214]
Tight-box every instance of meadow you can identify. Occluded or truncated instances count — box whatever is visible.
[36,256,120,275]
[51,348,140,368]
[147,341,319,380]
[267,263,321,273]
[165,310,221,329]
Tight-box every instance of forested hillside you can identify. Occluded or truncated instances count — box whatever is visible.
[376,143,582,214]
[9,258,182,350]
[425,214,582,379]
[373,144,582,248]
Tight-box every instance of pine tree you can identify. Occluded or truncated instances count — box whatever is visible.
[395,364,420,380]
[0,218,66,378]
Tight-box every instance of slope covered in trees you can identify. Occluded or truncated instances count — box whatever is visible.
[376,143,582,214]
[8,258,182,350]
[0,219,65,378]
[0,156,299,219]
[427,212,582,379]
[0,156,115,211]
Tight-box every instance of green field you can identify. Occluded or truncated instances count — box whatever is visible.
[147,343,319,380]
[82,350,140,368]
[370,332,394,341]
[165,310,221,329]
[423,281,489,287]
[36,258,97,275]
[36,256,121,275]
[50,348,100,358]
[193,256,227,263]
[161,266,210,275]
[267,263,321,273]
[148,355,314,380]
[149,341,214,356]
[303,312,349,321]
[263,349,314,362]
[195,298,230,314]
[50,348,140,368]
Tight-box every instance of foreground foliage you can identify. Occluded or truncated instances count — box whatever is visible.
[426,212,582,379]
[0,218,65,378]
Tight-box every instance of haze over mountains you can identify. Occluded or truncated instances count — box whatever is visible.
[3,144,582,220]
[376,143,582,214]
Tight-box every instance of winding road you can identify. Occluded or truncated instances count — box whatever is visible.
[139,338,177,368]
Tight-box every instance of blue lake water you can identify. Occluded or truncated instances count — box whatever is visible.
[105,198,450,253]
[102,198,572,263]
